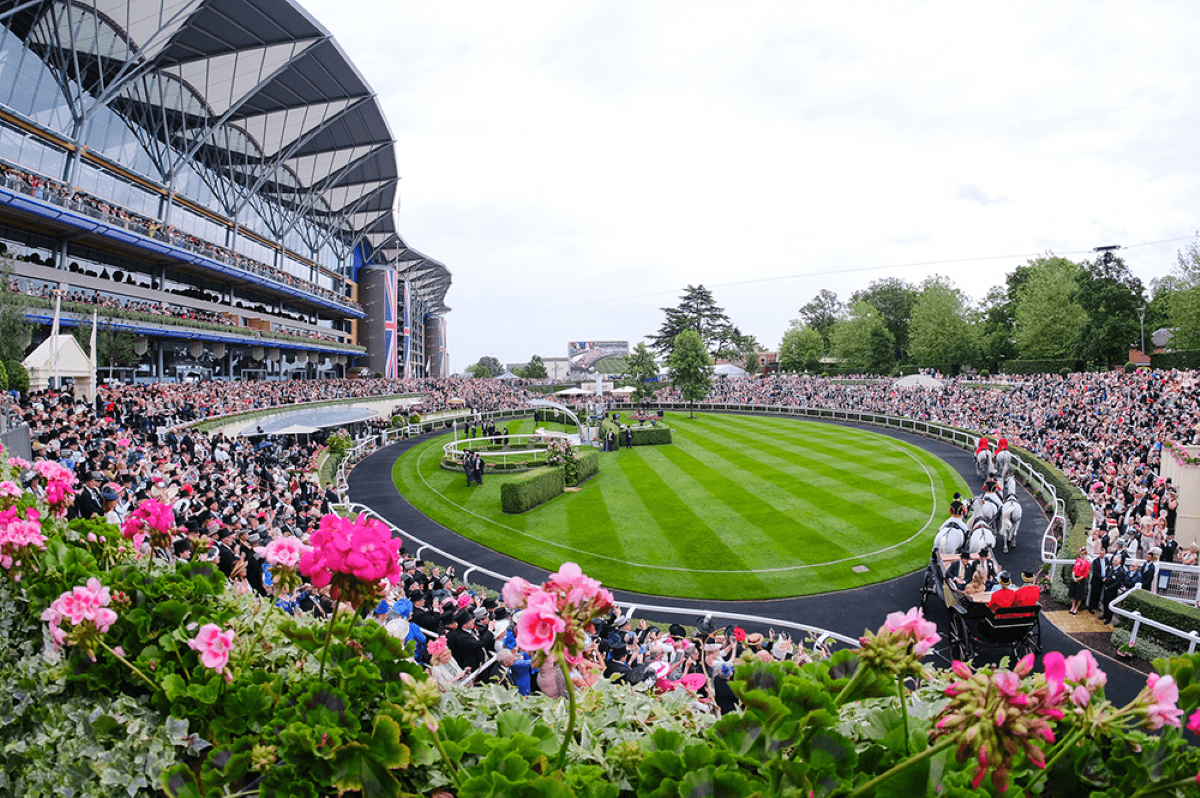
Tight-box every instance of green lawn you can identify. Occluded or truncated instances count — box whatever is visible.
[392,413,968,600]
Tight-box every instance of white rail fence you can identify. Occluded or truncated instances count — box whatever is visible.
[1108,586,1200,655]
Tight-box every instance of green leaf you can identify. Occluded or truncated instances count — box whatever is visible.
[185,674,222,705]
[331,719,409,798]
[153,599,189,627]
[161,764,201,798]
[496,709,537,739]
[161,673,187,702]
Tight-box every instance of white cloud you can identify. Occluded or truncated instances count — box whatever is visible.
[304,0,1200,365]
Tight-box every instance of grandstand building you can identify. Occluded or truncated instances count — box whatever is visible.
[0,0,448,382]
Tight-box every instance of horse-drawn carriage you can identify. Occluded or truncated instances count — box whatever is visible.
[920,549,1042,662]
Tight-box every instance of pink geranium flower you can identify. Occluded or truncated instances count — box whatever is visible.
[1141,673,1183,730]
[188,623,236,674]
[516,592,566,653]
[502,576,537,608]
[297,513,402,607]
[254,535,309,569]
[1187,708,1200,735]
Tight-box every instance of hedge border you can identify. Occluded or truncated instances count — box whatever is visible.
[500,466,566,514]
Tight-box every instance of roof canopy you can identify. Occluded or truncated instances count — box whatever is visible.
[5,0,450,311]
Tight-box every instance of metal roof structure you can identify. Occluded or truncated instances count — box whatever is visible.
[0,0,450,310]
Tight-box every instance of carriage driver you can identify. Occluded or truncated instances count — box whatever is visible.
[933,496,971,556]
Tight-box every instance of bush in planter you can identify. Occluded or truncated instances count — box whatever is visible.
[1124,361,1137,373]
[501,466,565,513]
[630,425,673,445]
[408,413,421,425]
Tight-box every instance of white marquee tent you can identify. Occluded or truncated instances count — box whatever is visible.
[23,334,94,399]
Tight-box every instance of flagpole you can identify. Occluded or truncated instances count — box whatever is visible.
[89,309,97,403]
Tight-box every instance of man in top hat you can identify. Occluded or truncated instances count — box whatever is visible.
[72,470,106,519]
[988,571,1018,610]
[946,551,975,591]
[448,609,490,674]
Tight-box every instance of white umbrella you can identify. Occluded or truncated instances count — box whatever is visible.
[555,387,588,395]
[611,385,636,393]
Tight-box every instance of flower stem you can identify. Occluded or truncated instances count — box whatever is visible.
[1038,727,1085,780]
[98,639,158,692]
[318,602,341,681]
[897,675,910,756]
[1131,774,1200,798]
[555,655,578,771]
[428,723,464,791]
[846,737,955,798]
[834,658,871,707]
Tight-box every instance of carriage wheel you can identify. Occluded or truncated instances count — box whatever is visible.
[950,613,972,663]
[920,567,937,612]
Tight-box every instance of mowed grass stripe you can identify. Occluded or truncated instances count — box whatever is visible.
[614,452,764,586]
[675,420,930,533]
[644,442,855,565]
[683,415,933,502]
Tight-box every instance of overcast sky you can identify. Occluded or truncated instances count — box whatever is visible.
[304,0,1200,371]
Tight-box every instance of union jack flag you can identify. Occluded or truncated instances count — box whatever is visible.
[383,270,399,379]
[402,279,411,376]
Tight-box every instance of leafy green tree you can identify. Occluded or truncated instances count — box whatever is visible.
[667,329,712,417]
[975,286,1018,373]
[1074,253,1144,367]
[524,355,548,379]
[0,296,31,363]
[1166,239,1200,349]
[651,285,735,359]
[830,302,895,374]
[907,276,977,374]
[744,350,760,374]
[796,289,844,348]
[621,342,660,403]
[5,359,28,394]
[1012,257,1087,359]
[778,325,824,372]
[468,355,503,378]
[69,322,141,374]
[849,278,917,362]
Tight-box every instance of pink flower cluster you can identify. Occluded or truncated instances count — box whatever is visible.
[1044,649,1106,709]
[0,506,45,580]
[297,513,403,606]
[121,498,177,552]
[882,607,941,657]
[34,460,77,517]
[254,535,310,569]
[188,623,236,677]
[934,654,1065,792]
[41,578,117,660]
[1139,673,1183,730]
[503,562,613,666]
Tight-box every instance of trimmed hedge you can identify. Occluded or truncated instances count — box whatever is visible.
[500,466,565,514]
[1111,589,1200,654]
[576,449,599,484]
[1151,350,1200,370]
[631,425,673,445]
[1004,358,1076,375]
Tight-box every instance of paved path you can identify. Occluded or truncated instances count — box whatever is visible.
[348,413,1149,705]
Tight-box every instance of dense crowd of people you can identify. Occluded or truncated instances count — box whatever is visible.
[12,367,1200,713]
[0,162,362,313]
[11,279,347,345]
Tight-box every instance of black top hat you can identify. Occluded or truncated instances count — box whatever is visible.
[999,571,1012,586]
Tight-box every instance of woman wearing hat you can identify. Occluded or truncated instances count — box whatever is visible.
[1069,546,1090,615]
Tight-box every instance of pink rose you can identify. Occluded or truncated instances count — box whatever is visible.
[188,623,236,673]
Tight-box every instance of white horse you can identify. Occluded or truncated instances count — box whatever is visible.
[975,448,993,481]
[933,517,968,557]
[967,517,997,555]
[1000,473,1018,502]
[1000,496,1023,553]
[973,490,1003,532]
[993,447,1012,480]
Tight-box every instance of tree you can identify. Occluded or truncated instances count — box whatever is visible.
[778,325,824,373]
[468,355,503,378]
[975,285,1018,373]
[5,359,28,394]
[666,329,712,417]
[621,342,660,404]
[1166,238,1200,349]
[849,278,917,362]
[651,285,734,359]
[744,350,760,374]
[1011,257,1087,359]
[830,302,895,374]
[524,355,548,379]
[1074,253,1144,367]
[0,295,31,364]
[69,322,141,373]
[796,289,844,348]
[907,275,977,374]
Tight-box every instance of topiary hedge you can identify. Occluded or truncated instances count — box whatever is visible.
[630,425,672,445]
[575,449,599,484]
[501,466,565,513]
[1111,589,1200,655]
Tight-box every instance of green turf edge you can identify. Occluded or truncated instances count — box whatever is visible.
[389,415,970,601]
